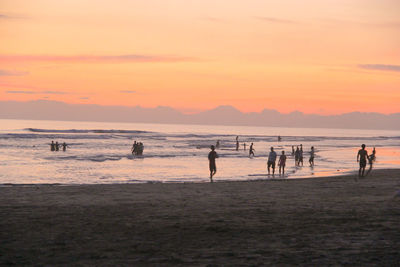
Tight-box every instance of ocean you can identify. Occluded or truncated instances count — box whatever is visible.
[0,119,399,184]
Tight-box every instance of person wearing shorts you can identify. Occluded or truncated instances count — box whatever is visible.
[267,147,277,175]
[357,144,369,177]
[278,150,287,175]
[208,145,219,182]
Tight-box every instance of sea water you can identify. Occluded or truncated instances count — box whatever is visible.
[0,119,399,184]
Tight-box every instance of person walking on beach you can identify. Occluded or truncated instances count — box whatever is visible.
[278,150,287,175]
[309,146,315,167]
[208,145,219,182]
[366,147,376,176]
[267,147,277,175]
[249,143,255,158]
[357,144,369,177]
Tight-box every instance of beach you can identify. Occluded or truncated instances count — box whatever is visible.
[1,169,400,266]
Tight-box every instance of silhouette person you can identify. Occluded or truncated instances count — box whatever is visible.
[62,142,68,152]
[50,141,55,151]
[295,146,300,166]
[131,141,137,155]
[235,136,239,151]
[55,141,60,151]
[249,143,255,158]
[357,144,369,177]
[278,150,287,175]
[366,147,376,176]
[216,140,220,149]
[267,147,277,175]
[208,145,219,182]
[243,143,246,151]
[299,144,304,166]
[309,146,315,167]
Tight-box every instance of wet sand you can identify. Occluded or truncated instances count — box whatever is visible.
[1,169,400,266]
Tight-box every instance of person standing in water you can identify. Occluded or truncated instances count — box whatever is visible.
[216,140,220,149]
[249,143,255,158]
[208,145,219,182]
[50,141,55,151]
[55,141,60,151]
[366,147,376,176]
[243,143,246,151]
[62,142,68,152]
[267,147,277,175]
[278,150,287,176]
[294,146,300,166]
[357,144,369,178]
[235,136,239,151]
[299,144,304,166]
[309,146,315,167]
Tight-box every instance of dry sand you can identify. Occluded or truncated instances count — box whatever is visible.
[1,169,400,266]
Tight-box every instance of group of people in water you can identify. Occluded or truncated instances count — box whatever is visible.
[209,137,376,182]
[50,141,68,152]
[131,141,144,156]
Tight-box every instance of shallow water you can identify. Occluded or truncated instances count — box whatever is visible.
[0,119,399,184]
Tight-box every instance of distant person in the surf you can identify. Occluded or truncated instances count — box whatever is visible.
[366,147,376,176]
[278,150,287,175]
[55,141,60,151]
[291,146,295,156]
[216,140,220,149]
[267,147,277,175]
[50,141,55,151]
[357,144,369,177]
[137,142,144,155]
[62,142,68,152]
[236,136,239,151]
[243,143,246,151]
[249,143,255,158]
[208,145,219,182]
[299,144,304,166]
[131,141,137,155]
[295,146,300,166]
[309,146,315,167]
[278,135,282,142]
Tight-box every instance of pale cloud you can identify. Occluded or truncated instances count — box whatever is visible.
[0,54,195,63]
[120,90,136,94]
[0,69,29,76]
[0,13,28,20]
[6,90,35,94]
[6,90,68,95]
[358,64,400,72]
[255,16,296,24]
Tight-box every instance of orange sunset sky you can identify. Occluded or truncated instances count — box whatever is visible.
[0,0,399,115]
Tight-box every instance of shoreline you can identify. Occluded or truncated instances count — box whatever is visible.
[1,168,398,187]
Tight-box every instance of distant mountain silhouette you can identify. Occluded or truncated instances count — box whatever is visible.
[1,100,399,130]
